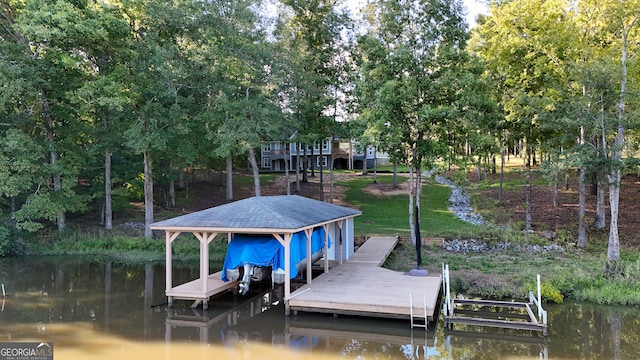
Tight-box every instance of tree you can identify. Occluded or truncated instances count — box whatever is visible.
[278,0,350,201]
[123,0,203,238]
[474,0,579,231]
[0,0,102,232]
[68,2,134,230]
[356,0,474,246]
[597,0,640,268]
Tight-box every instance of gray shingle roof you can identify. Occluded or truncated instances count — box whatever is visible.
[150,195,361,232]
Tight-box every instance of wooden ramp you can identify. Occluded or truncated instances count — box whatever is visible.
[288,237,441,323]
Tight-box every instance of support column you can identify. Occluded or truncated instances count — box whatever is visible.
[273,233,293,315]
[323,224,330,273]
[338,220,344,264]
[165,231,181,308]
[305,228,313,285]
[194,232,218,308]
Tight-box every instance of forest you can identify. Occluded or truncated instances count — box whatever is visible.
[0,0,638,272]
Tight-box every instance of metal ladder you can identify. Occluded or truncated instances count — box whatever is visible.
[409,292,428,329]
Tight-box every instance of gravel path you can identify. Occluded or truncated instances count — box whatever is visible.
[423,172,487,226]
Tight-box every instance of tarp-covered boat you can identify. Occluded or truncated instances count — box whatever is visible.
[222,227,328,294]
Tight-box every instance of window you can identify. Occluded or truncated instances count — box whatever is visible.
[317,156,327,168]
[262,158,271,169]
[262,143,271,152]
[322,140,329,150]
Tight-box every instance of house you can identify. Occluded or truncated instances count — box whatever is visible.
[260,137,390,172]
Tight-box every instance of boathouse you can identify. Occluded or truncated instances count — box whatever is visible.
[150,195,361,309]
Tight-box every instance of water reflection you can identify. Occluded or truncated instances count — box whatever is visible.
[0,257,639,359]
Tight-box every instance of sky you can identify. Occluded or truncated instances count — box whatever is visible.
[344,0,490,28]
[463,0,490,27]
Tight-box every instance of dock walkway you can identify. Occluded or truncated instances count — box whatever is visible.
[288,237,441,323]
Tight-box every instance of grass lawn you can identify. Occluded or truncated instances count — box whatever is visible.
[338,174,481,238]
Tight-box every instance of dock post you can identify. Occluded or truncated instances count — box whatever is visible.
[537,274,542,319]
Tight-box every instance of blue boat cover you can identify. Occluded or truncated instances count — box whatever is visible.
[221,227,328,282]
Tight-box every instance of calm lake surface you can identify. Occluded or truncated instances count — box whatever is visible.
[0,256,639,360]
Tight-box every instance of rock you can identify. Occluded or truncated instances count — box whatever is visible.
[427,173,488,226]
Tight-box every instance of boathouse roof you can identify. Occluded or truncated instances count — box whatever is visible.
[150,195,361,233]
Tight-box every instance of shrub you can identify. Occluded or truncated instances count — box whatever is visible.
[540,281,564,304]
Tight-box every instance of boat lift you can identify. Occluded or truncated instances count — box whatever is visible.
[441,263,548,336]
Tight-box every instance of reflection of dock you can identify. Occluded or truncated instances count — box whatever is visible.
[288,237,442,323]
[165,286,282,343]
[444,329,549,360]
[285,315,438,359]
[287,316,435,346]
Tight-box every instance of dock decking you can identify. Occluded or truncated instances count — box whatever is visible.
[288,237,442,322]
[166,271,239,310]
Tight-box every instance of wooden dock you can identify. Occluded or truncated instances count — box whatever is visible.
[288,237,442,323]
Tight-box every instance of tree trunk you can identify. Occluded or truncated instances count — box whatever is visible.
[51,151,65,232]
[607,22,633,265]
[552,172,558,207]
[319,154,324,201]
[143,151,154,239]
[42,95,65,233]
[373,146,377,184]
[595,175,606,229]
[248,147,261,197]
[525,143,532,231]
[179,168,185,189]
[499,139,505,205]
[578,167,587,248]
[362,146,368,175]
[349,141,353,170]
[105,149,113,230]
[226,154,233,200]
[168,161,175,208]
[310,145,315,177]
[577,117,587,248]
[284,143,291,196]
[393,163,398,189]
[329,150,334,203]
[607,167,621,262]
[302,146,308,183]
[295,144,301,192]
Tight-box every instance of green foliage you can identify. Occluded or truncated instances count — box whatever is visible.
[540,282,564,304]
[0,226,13,256]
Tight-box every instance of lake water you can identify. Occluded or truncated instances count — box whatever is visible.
[0,256,639,359]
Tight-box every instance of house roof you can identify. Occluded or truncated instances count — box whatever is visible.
[150,195,361,234]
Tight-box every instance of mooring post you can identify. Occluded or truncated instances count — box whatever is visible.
[445,264,451,317]
[537,274,542,320]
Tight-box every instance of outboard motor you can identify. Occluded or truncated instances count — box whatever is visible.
[239,263,254,295]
